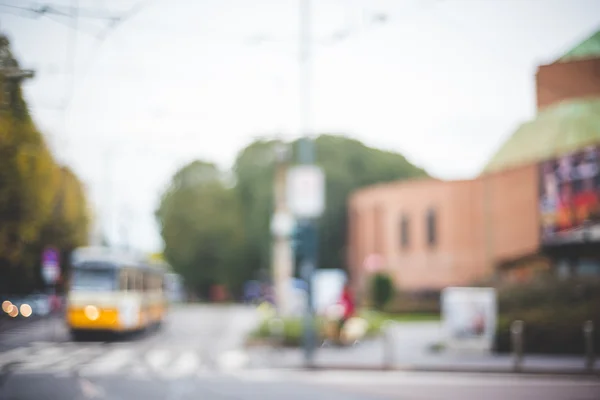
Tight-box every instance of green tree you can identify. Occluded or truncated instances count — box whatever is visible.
[0,34,90,293]
[232,134,429,279]
[0,36,59,292]
[27,167,91,290]
[309,135,428,269]
[156,161,246,298]
[232,139,278,283]
[371,272,394,311]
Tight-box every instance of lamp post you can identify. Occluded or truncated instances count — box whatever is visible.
[253,3,388,366]
[297,0,319,368]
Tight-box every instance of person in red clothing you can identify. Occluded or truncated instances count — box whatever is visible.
[337,283,355,343]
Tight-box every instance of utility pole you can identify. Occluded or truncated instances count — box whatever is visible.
[103,145,115,248]
[298,0,319,368]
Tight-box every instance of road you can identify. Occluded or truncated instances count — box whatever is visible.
[1,305,599,400]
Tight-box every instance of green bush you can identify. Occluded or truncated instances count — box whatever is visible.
[249,317,320,347]
[494,277,600,354]
[248,311,389,347]
[371,273,394,311]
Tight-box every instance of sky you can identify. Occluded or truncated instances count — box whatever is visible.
[1,0,600,253]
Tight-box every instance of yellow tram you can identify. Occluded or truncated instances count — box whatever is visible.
[66,246,167,339]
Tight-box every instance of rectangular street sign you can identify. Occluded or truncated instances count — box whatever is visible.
[42,247,60,285]
[286,165,325,219]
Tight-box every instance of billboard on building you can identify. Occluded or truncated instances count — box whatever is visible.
[539,144,600,245]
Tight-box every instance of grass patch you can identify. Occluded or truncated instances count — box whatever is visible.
[359,309,440,336]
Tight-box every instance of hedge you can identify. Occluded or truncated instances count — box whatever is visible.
[494,277,600,354]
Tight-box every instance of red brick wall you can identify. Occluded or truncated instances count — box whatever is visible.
[536,58,600,110]
[347,165,539,292]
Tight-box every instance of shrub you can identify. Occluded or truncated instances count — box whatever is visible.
[371,273,394,311]
[494,277,600,354]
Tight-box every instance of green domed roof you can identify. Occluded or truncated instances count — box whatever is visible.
[482,99,600,174]
[557,29,600,62]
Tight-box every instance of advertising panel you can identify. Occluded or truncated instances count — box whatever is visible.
[539,145,600,245]
[442,287,497,353]
[311,269,347,315]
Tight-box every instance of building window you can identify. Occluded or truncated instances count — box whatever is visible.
[374,205,384,254]
[426,208,437,247]
[400,215,409,248]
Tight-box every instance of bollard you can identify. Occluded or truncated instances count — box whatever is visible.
[583,320,595,372]
[511,320,525,373]
[268,318,285,349]
[382,320,395,370]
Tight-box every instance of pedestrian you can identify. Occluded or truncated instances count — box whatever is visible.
[337,283,355,345]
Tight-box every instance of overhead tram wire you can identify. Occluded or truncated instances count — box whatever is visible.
[59,0,78,164]
[0,2,121,21]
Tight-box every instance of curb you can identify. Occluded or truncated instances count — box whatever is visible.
[251,364,600,377]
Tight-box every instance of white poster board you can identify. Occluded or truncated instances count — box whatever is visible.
[311,269,347,315]
[286,165,325,219]
[441,287,497,353]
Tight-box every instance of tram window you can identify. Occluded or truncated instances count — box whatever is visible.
[135,271,143,291]
[127,270,135,291]
[120,272,128,291]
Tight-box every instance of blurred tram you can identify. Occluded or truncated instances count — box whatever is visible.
[66,246,167,339]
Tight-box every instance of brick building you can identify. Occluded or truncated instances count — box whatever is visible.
[347,29,600,296]
[536,30,600,110]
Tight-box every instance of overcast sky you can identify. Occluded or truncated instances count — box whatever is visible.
[2,0,599,253]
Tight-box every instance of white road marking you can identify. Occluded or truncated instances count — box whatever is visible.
[80,348,135,376]
[217,350,249,371]
[146,348,172,372]
[2,342,254,380]
[52,346,100,372]
[0,347,29,369]
[18,346,65,370]
[164,351,201,379]
[129,363,152,380]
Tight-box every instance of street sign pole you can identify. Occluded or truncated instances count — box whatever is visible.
[41,247,60,342]
[298,0,317,367]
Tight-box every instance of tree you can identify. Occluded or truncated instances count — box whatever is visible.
[156,161,246,298]
[371,272,394,311]
[307,135,428,269]
[0,36,59,292]
[232,134,429,279]
[0,34,90,293]
[27,167,90,290]
[232,139,278,284]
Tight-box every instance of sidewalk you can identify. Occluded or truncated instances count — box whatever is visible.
[246,322,600,375]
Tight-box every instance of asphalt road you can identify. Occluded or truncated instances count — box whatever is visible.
[1,305,599,400]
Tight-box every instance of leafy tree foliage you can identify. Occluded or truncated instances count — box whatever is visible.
[0,34,90,294]
[232,134,428,282]
[156,161,246,298]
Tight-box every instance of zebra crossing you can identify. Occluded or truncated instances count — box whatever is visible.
[0,341,249,380]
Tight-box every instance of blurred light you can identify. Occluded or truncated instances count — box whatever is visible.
[8,305,18,318]
[20,303,33,318]
[2,300,12,313]
[84,305,100,321]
